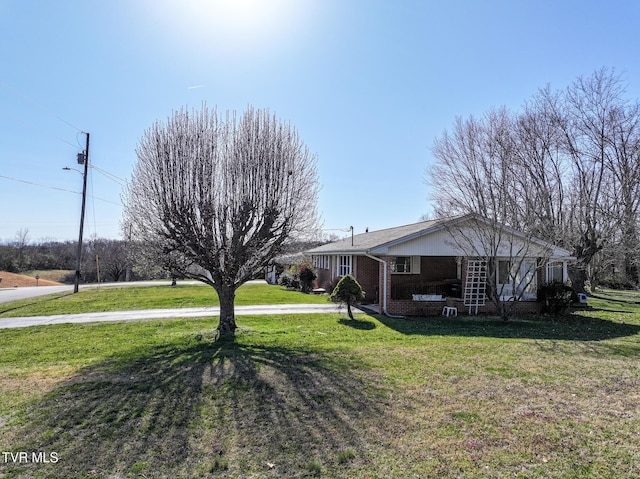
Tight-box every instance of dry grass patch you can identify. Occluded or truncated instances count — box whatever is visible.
[0,271,62,288]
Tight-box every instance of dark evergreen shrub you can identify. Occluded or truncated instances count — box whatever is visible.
[298,266,317,293]
[538,281,574,315]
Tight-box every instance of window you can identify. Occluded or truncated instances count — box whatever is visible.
[497,259,537,300]
[546,261,564,283]
[312,255,329,270]
[498,260,511,285]
[391,256,421,274]
[392,256,411,273]
[338,255,352,276]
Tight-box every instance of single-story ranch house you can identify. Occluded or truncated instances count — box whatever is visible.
[306,214,574,316]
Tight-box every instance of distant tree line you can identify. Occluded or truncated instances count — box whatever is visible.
[0,233,76,275]
[0,229,144,283]
[0,229,320,286]
[430,68,640,291]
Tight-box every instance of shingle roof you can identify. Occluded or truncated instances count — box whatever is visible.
[306,216,460,254]
[306,214,575,259]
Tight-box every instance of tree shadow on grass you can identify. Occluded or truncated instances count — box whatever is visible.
[375,312,640,343]
[338,318,377,330]
[0,293,71,317]
[3,336,389,479]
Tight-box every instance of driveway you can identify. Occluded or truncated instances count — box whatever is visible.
[0,303,361,329]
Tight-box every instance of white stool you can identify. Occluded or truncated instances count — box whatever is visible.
[442,306,458,317]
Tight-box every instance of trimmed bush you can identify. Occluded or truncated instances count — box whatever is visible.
[298,266,317,293]
[279,272,300,290]
[329,274,365,319]
[538,281,574,315]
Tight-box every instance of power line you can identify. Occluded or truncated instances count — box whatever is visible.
[91,164,127,186]
[0,109,79,149]
[0,174,80,194]
[90,195,122,207]
[89,167,98,238]
[0,81,84,133]
[0,174,122,206]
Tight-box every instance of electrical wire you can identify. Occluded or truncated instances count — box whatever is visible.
[0,174,122,206]
[90,196,122,207]
[90,164,127,186]
[0,109,79,149]
[0,81,84,133]
[89,167,98,238]
[0,174,80,195]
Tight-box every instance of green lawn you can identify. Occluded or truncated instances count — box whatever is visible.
[0,292,639,478]
[0,283,329,318]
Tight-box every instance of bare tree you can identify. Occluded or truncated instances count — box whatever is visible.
[513,87,570,245]
[604,101,640,286]
[430,108,518,222]
[430,111,554,320]
[123,105,319,337]
[430,68,640,295]
[82,239,129,282]
[12,228,30,271]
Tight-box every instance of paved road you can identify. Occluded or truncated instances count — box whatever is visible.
[0,303,361,329]
[0,285,73,303]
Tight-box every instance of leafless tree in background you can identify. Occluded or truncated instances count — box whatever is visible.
[123,105,319,337]
[12,228,31,271]
[430,113,552,319]
[513,87,569,245]
[603,99,640,286]
[429,68,640,293]
[83,238,129,282]
[553,69,620,290]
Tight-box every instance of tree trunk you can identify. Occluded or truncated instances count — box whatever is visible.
[568,263,587,294]
[347,301,354,320]
[500,302,510,322]
[216,284,237,338]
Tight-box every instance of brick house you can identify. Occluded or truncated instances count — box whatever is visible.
[306,214,574,316]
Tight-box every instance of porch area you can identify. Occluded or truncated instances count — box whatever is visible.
[386,256,463,316]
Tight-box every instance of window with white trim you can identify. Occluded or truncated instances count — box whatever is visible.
[338,255,352,276]
[546,261,564,283]
[497,259,537,299]
[390,256,421,274]
[312,255,330,270]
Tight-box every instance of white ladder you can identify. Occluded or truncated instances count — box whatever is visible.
[464,259,487,315]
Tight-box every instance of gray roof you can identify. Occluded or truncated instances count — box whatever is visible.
[307,216,460,255]
[306,214,575,259]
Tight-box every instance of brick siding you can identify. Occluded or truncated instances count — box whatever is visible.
[354,255,380,303]
[386,297,542,316]
[314,254,544,316]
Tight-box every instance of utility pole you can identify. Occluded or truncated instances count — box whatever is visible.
[73,132,90,293]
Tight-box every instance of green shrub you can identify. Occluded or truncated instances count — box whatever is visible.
[280,262,317,293]
[278,272,300,290]
[329,274,365,319]
[298,266,317,293]
[538,281,574,315]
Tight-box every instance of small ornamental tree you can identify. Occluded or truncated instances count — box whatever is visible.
[298,264,317,293]
[329,274,365,320]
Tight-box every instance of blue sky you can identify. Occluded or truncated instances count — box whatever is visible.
[1,0,639,243]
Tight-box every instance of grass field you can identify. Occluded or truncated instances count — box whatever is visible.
[0,288,639,478]
[0,283,329,318]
